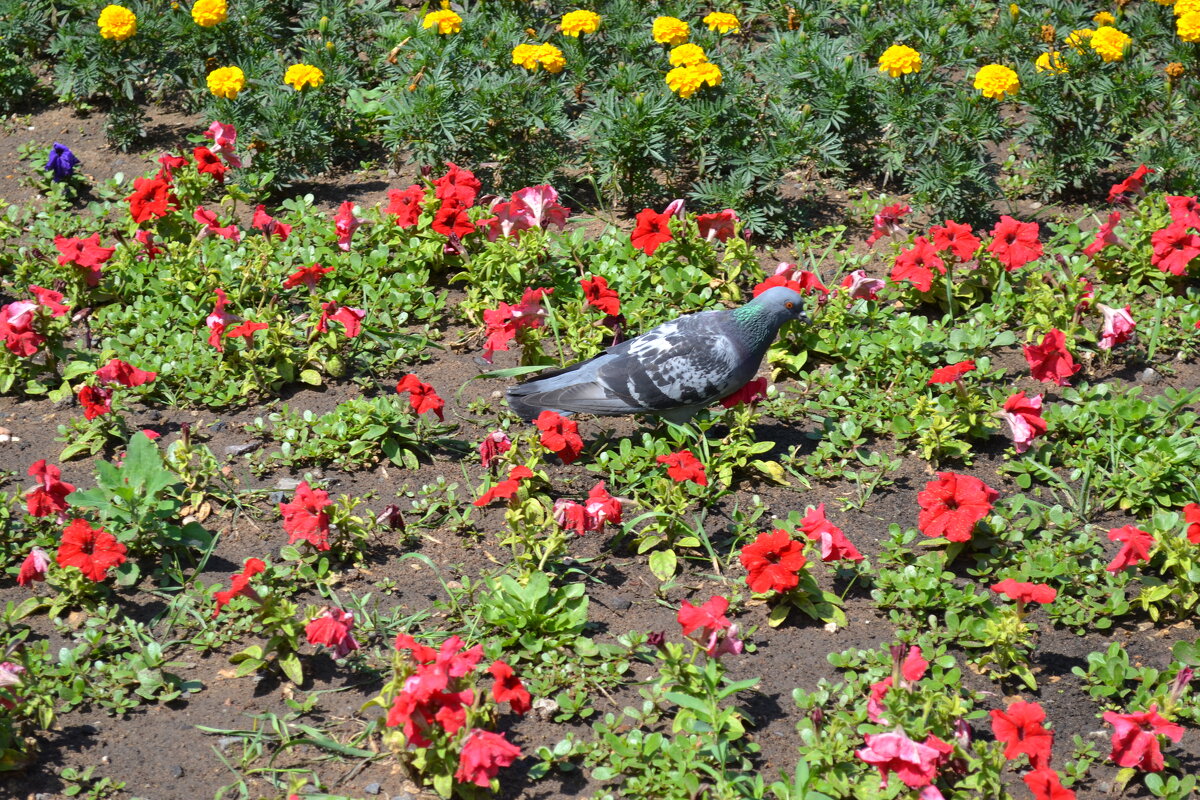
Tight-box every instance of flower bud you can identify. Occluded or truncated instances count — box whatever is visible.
[809,706,825,729]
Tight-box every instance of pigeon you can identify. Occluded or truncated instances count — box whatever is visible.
[506,286,808,423]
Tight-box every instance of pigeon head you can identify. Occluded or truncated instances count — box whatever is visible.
[745,286,809,326]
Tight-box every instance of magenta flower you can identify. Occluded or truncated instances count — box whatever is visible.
[333,202,362,251]
[856,730,951,792]
[1097,304,1135,350]
[1001,391,1046,453]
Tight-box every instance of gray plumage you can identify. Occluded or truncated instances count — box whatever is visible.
[506,286,808,423]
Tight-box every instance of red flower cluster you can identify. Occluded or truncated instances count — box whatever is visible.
[474,465,534,506]
[987,216,1042,271]
[1106,524,1154,573]
[193,146,227,184]
[798,503,863,562]
[482,287,552,362]
[1,286,68,357]
[55,234,115,287]
[867,645,928,724]
[581,275,620,316]
[677,595,743,658]
[917,472,998,542]
[891,236,945,292]
[631,199,684,255]
[479,184,570,240]
[305,607,360,659]
[754,262,828,298]
[57,519,126,582]
[396,374,446,421]
[856,730,952,794]
[991,579,1057,607]
[1108,164,1154,205]
[279,481,332,551]
[928,360,975,385]
[428,163,481,240]
[213,557,266,617]
[478,431,512,468]
[1103,705,1185,773]
[1097,303,1135,350]
[535,410,584,464]
[657,449,707,486]
[739,529,807,593]
[78,384,113,419]
[26,459,75,519]
[930,219,981,261]
[205,288,267,350]
[1023,329,1080,386]
[194,206,241,241]
[283,263,333,291]
[554,481,622,535]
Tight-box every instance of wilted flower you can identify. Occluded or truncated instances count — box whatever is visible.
[878,44,922,77]
[1001,391,1046,453]
[1108,164,1154,204]
[396,374,446,421]
[866,202,910,247]
[798,503,864,562]
[203,121,242,167]
[17,546,51,587]
[840,270,885,300]
[479,431,512,468]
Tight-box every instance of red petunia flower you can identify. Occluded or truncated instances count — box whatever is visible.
[454,729,521,789]
[279,481,332,551]
[696,209,739,242]
[316,302,365,338]
[474,465,534,506]
[583,481,622,531]
[252,205,291,240]
[891,236,945,292]
[930,219,981,261]
[1097,304,1135,350]
[752,265,828,298]
[1108,164,1154,205]
[1166,195,1200,229]
[213,557,266,617]
[134,229,162,260]
[631,206,675,255]
[1024,769,1077,800]
[1184,502,1200,545]
[333,202,362,251]
[156,151,189,179]
[194,206,241,241]
[511,184,569,230]
[202,121,242,167]
[433,162,482,207]
[432,199,475,238]
[1083,211,1125,258]
[535,410,584,464]
[283,263,333,291]
[1150,222,1200,276]
[26,459,75,518]
[386,184,426,228]
[396,374,446,421]
[225,320,268,341]
[928,360,975,385]
[127,175,177,223]
[305,607,360,659]
[739,529,807,594]
[78,384,113,419]
[1001,391,1047,453]
[1106,525,1155,573]
[866,202,910,247]
[488,660,531,715]
[17,547,51,587]
[988,216,1042,271]
[991,579,1057,606]
[1102,705,1184,772]
[677,595,731,639]
[798,503,864,562]
[719,377,768,409]
[55,234,115,287]
[581,275,621,316]
[554,498,587,536]
[479,430,512,468]
[30,285,68,317]
[193,146,227,184]
[95,358,156,388]
[1023,329,1081,386]
[856,730,951,790]
[56,519,127,582]
[657,450,708,486]
[840,270,885,300]
[990,700,1054,768]
[917,472,998,542]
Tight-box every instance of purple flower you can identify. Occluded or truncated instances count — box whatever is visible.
[46,143,80,182]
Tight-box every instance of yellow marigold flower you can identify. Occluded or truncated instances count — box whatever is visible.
[97,5,137,41]
[1089,25,1130,62]
[692,62,722,89]
[669,43,708,67]
[1092,11,1115,25]
[1040,24,1056,43]
[561,10,600,37]
[1176,0,1200,15]
[1166,61,1186,78]
[973,64,1020,100]
[284,64,325,91]
[192,0,227,27]
[1009,4,1020,19]
[207,66,245,99]
[536,43,566,73]
[877,44,922,78]
[422,9,462,34]
[1066,28,1094,52]
[512,44,541,70]
[703,12,740,34]
[1035,51,1068,74]
[652,16,689,46]
[666,65,704,98]
[1179,11,1200,41]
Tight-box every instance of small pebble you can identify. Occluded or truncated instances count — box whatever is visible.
[211,420,228,432]
[268,492,285,504]
[606,595,632,611]
[364,783,381,795]
[224,443,260,456]
[1136,367,1161,385]
[275,477,302,491]
[171,765,184,778]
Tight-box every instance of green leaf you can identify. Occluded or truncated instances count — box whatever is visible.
[648,549,677,582]
[279,651,304,685]
[663,691,710,716]
[299,369,323,386]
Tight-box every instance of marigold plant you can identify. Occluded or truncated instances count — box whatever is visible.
[97,4,136,40]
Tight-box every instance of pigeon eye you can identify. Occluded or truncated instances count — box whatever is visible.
[785,301,795,309]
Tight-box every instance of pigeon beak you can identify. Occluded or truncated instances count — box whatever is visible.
[797,310,810,324]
